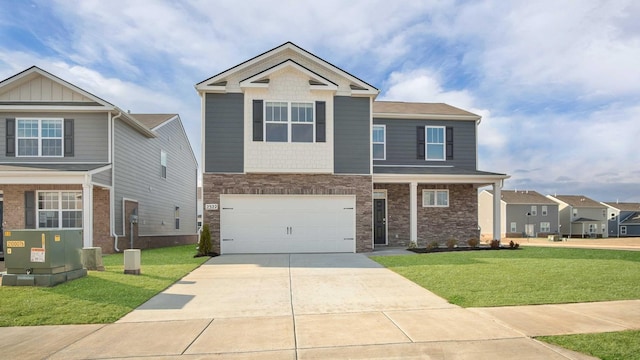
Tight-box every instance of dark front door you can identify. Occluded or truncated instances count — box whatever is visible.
[374,199,386,245]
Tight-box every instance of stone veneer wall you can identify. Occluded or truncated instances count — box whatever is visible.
[417,184,479,246]
[203,173,373,253]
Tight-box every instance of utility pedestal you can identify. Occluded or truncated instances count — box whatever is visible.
[124,249,141,275]
[82,247,105,271]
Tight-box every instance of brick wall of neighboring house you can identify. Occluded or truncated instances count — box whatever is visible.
[203,173,373,253]
[374,183,410,247]
[1,184,82,230]
[92,187,114,253]
[417,184,479,247]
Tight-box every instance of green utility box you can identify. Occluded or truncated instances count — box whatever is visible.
[2,230,87,287]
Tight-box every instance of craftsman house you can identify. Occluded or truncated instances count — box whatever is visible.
[0,66,198,255]
[197,42,508,254]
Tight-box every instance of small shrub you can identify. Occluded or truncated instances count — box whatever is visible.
[514,242,520,249]
[426,240,439,250]
[509,240,515,248]
[197,223,212,256]
[490,239,500,249]
[467,237,479,248]
[446,237,457,249]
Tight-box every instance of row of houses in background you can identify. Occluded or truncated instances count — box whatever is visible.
[479,190,640,240]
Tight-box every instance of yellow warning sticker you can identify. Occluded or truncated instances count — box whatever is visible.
[4,231,10,237]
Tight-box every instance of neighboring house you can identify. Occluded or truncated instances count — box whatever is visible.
[197,42,508,254]
[602,202,640,237]
[479,190,559,240]
[0,66,198,255]
[547,195,608,238]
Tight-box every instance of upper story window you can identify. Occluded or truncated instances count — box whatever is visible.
[17,118,63,157]
[422,189,449,207]
[38,191,82,229]
[426,126,445,160]
[531,205,537,216]
[264,101,314,143]
[542,206,548,216]
[372,125,386,160]
[160,150,167,178]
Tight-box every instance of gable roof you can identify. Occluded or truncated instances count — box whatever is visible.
[602,202,640,212]
[550,195,604,208]
[621,212,640,224]
[487,190,557,205]
[373,101,481,120]
[195,42,378,96]
[131,113,178,130]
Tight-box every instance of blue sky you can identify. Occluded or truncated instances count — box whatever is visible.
[1,0,638,201]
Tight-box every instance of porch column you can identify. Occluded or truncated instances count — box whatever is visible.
[82,182,93,248]
[492,181,502,242]
[410,181,418,244]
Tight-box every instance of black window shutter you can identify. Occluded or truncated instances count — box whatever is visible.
[64,119,74,157]
[25,191,36,229]
[315,101,326,142]
[253,100,263,141]
[416,126,425,159]
[6,118,15,157]
[446,126,453,160]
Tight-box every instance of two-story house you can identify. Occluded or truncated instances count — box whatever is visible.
[197,42,508,254]
[0,66,198,255]
[547,195,608,238]
[478,190,559,240]
[602,202,640,237]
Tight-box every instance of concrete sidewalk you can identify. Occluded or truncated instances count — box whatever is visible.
[1,253,637,359]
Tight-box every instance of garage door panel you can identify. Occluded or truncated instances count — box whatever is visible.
[220,195,356,254]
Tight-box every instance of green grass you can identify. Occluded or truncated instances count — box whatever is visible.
[538,330,640,360]
[371,247,640,307]
[0,245,209,326]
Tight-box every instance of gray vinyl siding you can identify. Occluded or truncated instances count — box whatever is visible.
[92,168,112,187]
[204,93,244,173]
[373,118,476,169]
[334,96,370,174]
[505,204,560,235]
[113,118,197,237]
[0,111,108,162]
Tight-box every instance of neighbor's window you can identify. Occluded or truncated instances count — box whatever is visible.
[265,101,315,143]
[540,222,551,233]
[372,125,386,160]
[422,189,449,207]
[510,222,517,232]
[530,206,537,216]
[572,208,578,218]
[175,206,180,230]
[425,126,445,160]
[17,118,63,157]
[542,206,548,216]
[621,226,627,235]
[160,150,167,179]
[38,191,82,229]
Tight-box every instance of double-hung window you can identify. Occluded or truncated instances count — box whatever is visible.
[17,118,63,157]
[38,191,82,229]
[425,126,445,160]
[265,101,315,143]
[160,150,167,179]
[372,125,385,160]
[540,222,551,232]
[422,189,449,207]
[542,206,548,216]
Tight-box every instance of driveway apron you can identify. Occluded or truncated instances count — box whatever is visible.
[45,254,596,359]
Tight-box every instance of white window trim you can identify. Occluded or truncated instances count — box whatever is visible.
[160,150,167,179]
[510,222,517,232]
[540,222,551,233]
[372,124,386,160]
[16,118,64,157]
[531,205,537,216]
[36,190,83,229]
[425,126,446,161]
[422,189,449,207]
[264,101,315,143]
[542,206,548,216]
[621,226,627,235]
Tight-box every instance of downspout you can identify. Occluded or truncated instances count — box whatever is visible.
[111,111,123,252]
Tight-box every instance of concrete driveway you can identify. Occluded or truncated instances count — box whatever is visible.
[1,254,598,359]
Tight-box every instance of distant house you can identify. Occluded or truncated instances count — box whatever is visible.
[479,190,559,240]
[602,202,640,237]
[0,66,198,255]
[547,195,608,238]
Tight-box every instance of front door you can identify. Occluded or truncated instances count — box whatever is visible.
[373,199,386,245]
[525,223,534,237]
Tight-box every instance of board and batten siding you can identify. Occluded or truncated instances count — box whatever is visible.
[204,93,244,173]
[0,111,109,163]
[373,118,476,169]
[113,117,197,237]
[334,96,371,174]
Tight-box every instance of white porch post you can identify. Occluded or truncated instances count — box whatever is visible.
[82,182,93,248]
[410,181,418,244]
[492,181,502,242]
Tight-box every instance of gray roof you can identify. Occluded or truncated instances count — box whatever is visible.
[131,114,177,130]
[0,163,109,172]
[373,101,479,118]
[603,202,640,212]
[551,195,605,208]
[488,190,557,205]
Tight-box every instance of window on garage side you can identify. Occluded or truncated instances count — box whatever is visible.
[372,125,385,160]
[38,191,82,229]
[160,150,167,179]
[422,189,449,207]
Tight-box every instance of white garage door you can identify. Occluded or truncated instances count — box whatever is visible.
[220,195,356,254]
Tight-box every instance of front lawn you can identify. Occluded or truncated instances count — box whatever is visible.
[371,247,640,307]
[0,245,209,326]
[538,330,640,360]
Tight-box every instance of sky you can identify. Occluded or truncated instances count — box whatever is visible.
[1,0,638,202]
